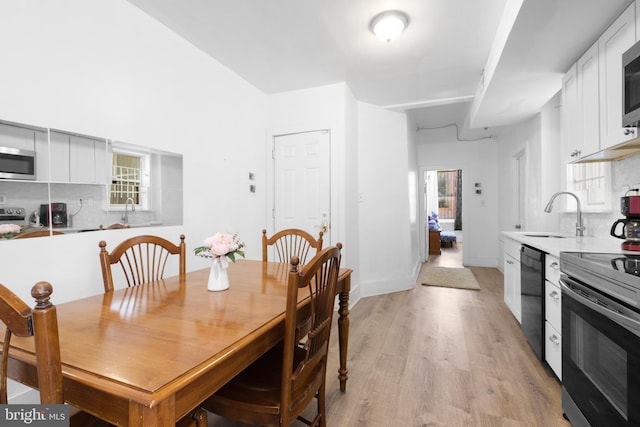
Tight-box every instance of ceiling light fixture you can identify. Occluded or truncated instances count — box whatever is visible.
[369,10,409,43]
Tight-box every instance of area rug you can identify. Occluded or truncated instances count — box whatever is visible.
[421,266,480,290]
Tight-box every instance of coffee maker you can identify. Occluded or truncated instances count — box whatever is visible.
[610,192,640,251]
[40,203,68,228]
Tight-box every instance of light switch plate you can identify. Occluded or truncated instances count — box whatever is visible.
[0,194,6,204]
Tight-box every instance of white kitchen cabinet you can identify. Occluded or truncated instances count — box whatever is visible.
[0,122,35,151]
[599,3,637,149]
[577,41,601,159]
[561,63,579,164]
[49,131,70,182]
[545,321,562,379]
[544,254,562,379]
[34,130,49,181]
[46,132,107,184]
[503,237,521,323]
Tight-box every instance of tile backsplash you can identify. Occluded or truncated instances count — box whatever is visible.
[0,181,154,230]
[560,153,640,239]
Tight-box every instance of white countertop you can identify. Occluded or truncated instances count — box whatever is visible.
[501,231,632,258]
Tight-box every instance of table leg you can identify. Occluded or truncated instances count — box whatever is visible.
[337,275,350,392]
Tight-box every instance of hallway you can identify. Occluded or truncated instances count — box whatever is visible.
[428,241,463,268]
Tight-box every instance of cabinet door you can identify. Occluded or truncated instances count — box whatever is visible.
[0,123,35,151]
[561,64,579,163]
[503,254,521,323]
[545,321,562,380]
[599,3,637,149]
[34,130,49,181]
[49,131,70,182]
[577,41,600,158]
[70,135,95,183]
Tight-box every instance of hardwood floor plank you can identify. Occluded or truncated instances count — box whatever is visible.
[208,246,570,426]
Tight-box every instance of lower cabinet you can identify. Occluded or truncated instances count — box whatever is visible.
[545,254,562,380]
[545,321,562,379]
[503,237,521,323]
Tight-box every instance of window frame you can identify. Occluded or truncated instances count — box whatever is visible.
[109,147,150,210]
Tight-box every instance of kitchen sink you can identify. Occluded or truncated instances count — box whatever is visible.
[523,234,568,238]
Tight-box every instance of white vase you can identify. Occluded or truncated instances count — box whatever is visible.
[208,257,229,291]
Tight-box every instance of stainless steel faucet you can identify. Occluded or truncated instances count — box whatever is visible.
[544,191,584,237]
[122,197,136,224]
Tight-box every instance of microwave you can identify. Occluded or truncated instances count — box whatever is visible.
[0,146,36,180]
[623,40,640,127]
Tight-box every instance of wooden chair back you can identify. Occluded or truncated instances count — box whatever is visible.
[201,244,342,426]
[99,234,186,292]
[280,243,341,424]
[262,228,323,265]
[13,230,64,239]
[0,281,63,404]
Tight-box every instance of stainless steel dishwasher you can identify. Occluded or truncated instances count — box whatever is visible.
[520,244,545,361]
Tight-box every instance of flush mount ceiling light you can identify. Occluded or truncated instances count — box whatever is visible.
[369,10,409,43]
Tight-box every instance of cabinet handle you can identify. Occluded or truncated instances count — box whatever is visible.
[549,335,560,345]
[550,261,559,270]
[624,128,636,136]
[549,291,559,299]
[506,260,514,265]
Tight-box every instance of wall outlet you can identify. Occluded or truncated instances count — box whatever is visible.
[0,194,6,205]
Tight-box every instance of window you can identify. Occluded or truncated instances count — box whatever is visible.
[437,170,458,220]
[566,162,612,212]
[110,150,149,208]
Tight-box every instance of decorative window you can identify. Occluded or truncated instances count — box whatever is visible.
[110,150,149,208]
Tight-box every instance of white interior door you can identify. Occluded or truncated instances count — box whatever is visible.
[273,130,331,242]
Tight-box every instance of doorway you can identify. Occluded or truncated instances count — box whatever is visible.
[422,168,464,267]
[270,130,331,242]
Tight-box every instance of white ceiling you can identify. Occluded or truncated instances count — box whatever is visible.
[128,0,633,131]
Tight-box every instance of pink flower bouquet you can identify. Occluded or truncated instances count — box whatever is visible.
[0,224,23,239]
[194,232,245,267]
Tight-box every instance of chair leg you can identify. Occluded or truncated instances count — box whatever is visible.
[318,381,327,427]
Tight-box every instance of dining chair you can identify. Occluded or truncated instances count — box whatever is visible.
[13,229,64,239]
[99,234,186,292]
[262,228,323,264]
[200,243,342,427]
[0,281,63,404]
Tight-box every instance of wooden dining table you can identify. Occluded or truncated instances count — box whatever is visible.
[5,260,352,426]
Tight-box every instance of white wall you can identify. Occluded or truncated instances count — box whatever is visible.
[357,102,418,296]
[418,127,500,267]
[0,0,267,302]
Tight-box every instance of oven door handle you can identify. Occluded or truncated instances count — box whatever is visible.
[560,278,640,337]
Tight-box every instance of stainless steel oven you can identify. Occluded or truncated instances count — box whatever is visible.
[560,252,640,427]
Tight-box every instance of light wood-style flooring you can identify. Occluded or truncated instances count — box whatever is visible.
[208,243,571,426]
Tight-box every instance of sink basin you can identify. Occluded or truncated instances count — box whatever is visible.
[523,234,568,238]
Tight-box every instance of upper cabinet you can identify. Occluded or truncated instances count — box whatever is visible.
[561,64,579,162]
[0,122,37,151]
[599,3,637,149]
[578,41,601,158]
[562,3,637,161]
[44,131,107,184]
